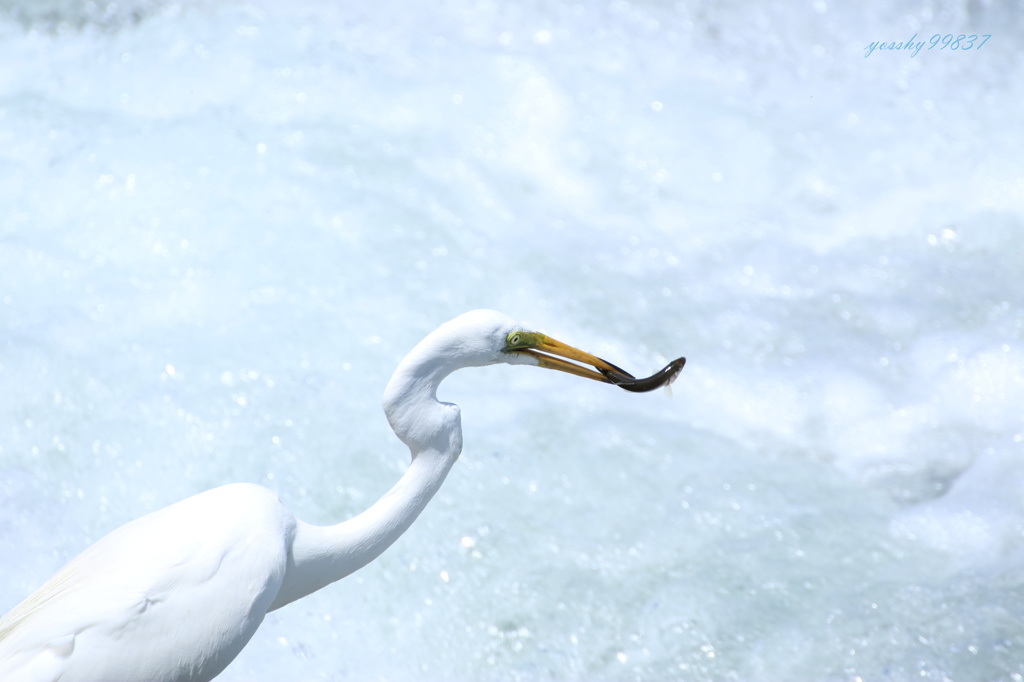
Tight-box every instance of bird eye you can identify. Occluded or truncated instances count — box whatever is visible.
[508,333,522,346]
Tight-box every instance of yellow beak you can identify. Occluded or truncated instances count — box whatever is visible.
[513,335,633,384]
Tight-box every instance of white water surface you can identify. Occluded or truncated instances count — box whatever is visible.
[1,1,1023,680]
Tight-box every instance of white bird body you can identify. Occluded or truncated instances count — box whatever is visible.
[0,310,682,681]
[0,483,293,681]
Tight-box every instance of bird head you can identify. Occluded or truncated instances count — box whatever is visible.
[424,310,628,383]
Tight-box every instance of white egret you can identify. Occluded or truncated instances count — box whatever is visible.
[0,310,684,682]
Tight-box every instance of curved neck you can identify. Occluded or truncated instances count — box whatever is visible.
[269,447,456,610]
[269,333,465,611]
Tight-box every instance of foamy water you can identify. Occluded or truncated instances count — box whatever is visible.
[2,1,1023,679]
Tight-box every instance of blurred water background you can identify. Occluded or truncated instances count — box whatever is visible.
[1,0,1023,679]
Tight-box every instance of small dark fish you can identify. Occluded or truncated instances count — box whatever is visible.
[601,357,686,393]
